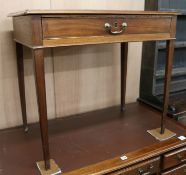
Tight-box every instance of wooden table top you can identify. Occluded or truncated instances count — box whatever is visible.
[8,9,180,17]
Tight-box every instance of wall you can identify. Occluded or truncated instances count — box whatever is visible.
[0,0,144,129]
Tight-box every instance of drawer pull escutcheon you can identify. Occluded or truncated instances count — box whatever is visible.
[105,22,127,35]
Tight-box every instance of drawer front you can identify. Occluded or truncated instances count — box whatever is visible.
[42,16,172,39]
[162,164,186,175]
[163,147,186,170]
[110,157,160,175]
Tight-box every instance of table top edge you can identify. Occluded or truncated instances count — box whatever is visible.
[8,9,180,17]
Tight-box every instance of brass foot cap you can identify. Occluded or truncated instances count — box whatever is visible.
[36,159,61,175]
[147,128,176,141]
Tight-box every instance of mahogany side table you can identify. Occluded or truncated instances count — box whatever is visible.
[9,10,179,174]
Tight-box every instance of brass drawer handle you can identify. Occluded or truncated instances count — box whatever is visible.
[105,22,127,35]
[177,154,186,162]
[138,169,151,175]
[138,164,154,175]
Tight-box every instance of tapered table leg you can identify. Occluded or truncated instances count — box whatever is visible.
[16,42,28,132]
[121,42,128,111]
[33,49,50,170]
[161,40,175,134]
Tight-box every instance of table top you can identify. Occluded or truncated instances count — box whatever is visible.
[8,9,179,17]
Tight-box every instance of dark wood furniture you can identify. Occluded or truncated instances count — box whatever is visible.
[9,10,185,174]
[139,0,186,119]
[1,103,186,175]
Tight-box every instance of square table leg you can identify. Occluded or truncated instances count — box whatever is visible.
[161,40,175,134]
[33,48,51,170]
[144,40,176,141]
[16,42,28,132]
[121,42,128,111]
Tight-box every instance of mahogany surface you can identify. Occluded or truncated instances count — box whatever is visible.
[33,49,50,169]
[178,118,186,128]
[11,11,177,48]
[16,43,28,131]
[110,157,160,175]
[42,17,171,38]
[163,146,186,170]
[0,103,186,175]
[162,163,186,175]
[120,42,128,111]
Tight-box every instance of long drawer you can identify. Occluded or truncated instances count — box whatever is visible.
[162,147,186,170]
[42,15,172,39]
[110,157,160,175]
[162,164,186,175]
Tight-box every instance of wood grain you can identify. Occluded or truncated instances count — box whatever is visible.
[110,157,160,175]
[13,14,173,48]
[161,40,175,134]
[33,49,50,169]
[162,163,186,175]
[63,136,186,175]
[13,16,33,47]
[42,16,171,39]
[163,147,186,170]
[16,42,28,131]
[121,43,128,111]
[43,33,172,47]
[1,102,186,174]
